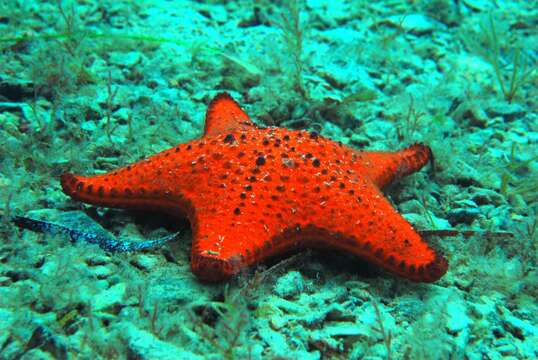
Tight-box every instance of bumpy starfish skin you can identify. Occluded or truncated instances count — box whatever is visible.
[61,93,448,282]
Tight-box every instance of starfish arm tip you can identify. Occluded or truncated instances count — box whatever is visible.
[191,253,243,282]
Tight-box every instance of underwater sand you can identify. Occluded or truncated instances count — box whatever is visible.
[0,0,537,359]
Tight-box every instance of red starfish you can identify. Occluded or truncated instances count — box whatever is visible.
[61,93,448,282]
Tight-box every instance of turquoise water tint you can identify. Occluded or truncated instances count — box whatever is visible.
[0,0,536,359]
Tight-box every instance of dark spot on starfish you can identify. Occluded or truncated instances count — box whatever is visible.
[256,156,266,166]
[309,131,319,140]
[409,265,416,274]
[98,186,105,197]
[280,175,290,182]
[321,169,328,175]
[237,151,245,158]
[330,175,337,181]
[276,185,285,192]
[240,192,246,199]
[404,239,410,247]
[262,138,269,146]
[126,165,132,171]
[86,185,93,194]
[244,185,252,191]
[314,186,320,193]
[339,182,345,189]
[312,158,321,167]
[348,189,355,195]
[223,134,235,144]
[305,153,313,159]
[271,195,279,201]
[399,260,406,270]
[186,144,192,151]
[234,207,241,215]
[125,188,133,197]
[248,175,256,182]
[290,146,296,152]
[283,134,290,141]
[240,133,247,141]
[76,182,84,192]
[139,188,146,195]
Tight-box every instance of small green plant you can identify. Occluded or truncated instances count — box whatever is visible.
[515,211,538,268]
[395,94,426,142]
[371,297,392,360]
[478,13,536,103]
[104,70,119,141]
[499,142,538,206]
[277,0,308,100]
[190,285,252,359]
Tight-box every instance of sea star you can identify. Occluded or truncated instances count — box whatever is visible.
[60,93,448,282]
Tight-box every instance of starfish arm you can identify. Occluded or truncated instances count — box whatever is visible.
[311,182,447,282]
[358,143,433,189]
[203,92,253,137]
[190,211,273,282]
[59,144,203,219]
[189,182,320,282]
